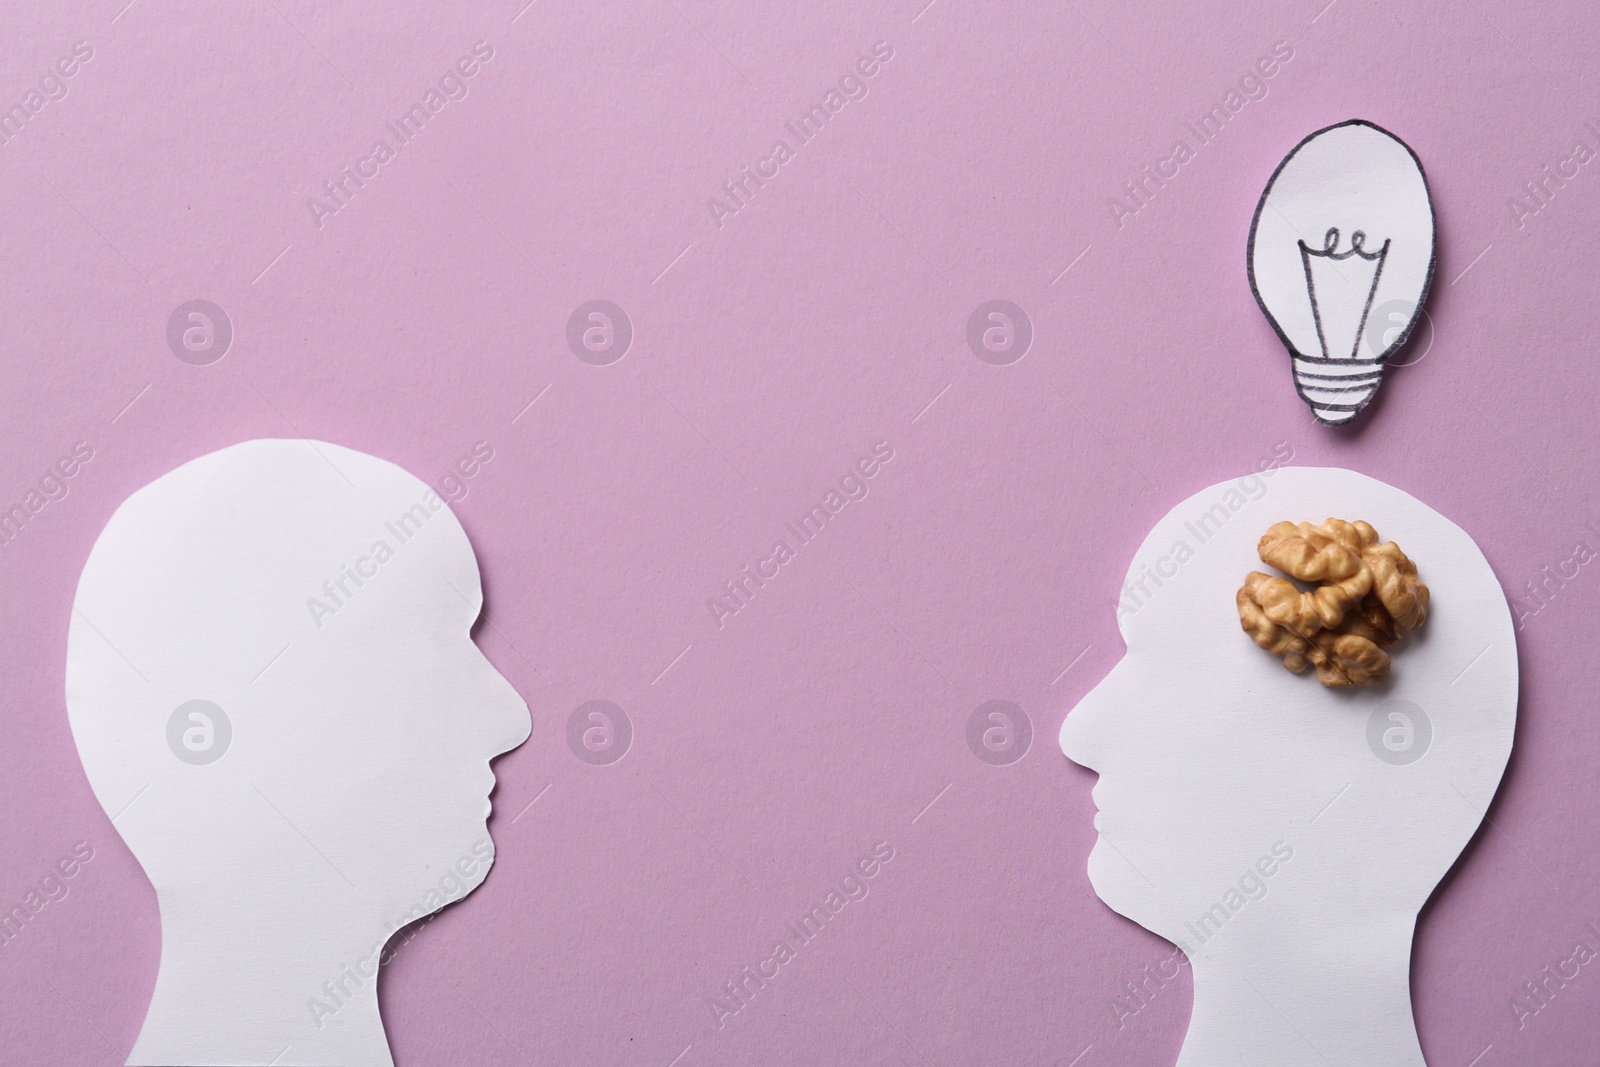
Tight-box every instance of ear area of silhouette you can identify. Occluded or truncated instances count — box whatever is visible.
[65,439,530,1067]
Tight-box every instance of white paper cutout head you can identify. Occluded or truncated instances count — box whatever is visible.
[1061,467,1515,1066]
[1249,120,1436,426]
[66,440,530,1067]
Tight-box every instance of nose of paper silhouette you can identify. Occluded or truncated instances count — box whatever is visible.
[471,649,531,757]
[1059,659,1132,771]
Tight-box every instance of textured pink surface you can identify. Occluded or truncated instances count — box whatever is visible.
[2,1,1598,1065]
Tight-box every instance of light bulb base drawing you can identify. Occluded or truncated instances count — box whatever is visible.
[1290,355,1385,426]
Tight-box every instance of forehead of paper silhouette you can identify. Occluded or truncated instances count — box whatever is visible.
[1110,470,1441,655]
[94,441,470,636]
[1248,120,1436,426]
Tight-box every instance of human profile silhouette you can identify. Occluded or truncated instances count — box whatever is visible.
[1060,467,1516,1067]
[66,440,530,1067]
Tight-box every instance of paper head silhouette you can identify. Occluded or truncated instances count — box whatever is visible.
[1060,467,1515,1067]
[66,440,530,1067]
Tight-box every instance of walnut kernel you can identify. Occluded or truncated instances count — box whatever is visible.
[1238,518,1428,687]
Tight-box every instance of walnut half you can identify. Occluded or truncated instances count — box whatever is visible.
[1238,519,1428,687]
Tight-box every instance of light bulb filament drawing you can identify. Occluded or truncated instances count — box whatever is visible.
[1289,225,1393,421]
[1300,227,1389,362]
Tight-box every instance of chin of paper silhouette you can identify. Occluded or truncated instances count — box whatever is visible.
[1060,467,1515,1067]
[1248,120,1436,426]
[65,440,531,1067]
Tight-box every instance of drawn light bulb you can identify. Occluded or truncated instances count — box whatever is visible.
[1248,120,1435,426]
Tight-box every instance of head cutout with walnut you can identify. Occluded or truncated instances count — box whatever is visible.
[1060,467,1516,1067]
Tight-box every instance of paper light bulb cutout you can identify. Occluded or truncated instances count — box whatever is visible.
[1248,120,1436,426]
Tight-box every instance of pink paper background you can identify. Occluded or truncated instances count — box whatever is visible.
[3,1,1598,1064]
